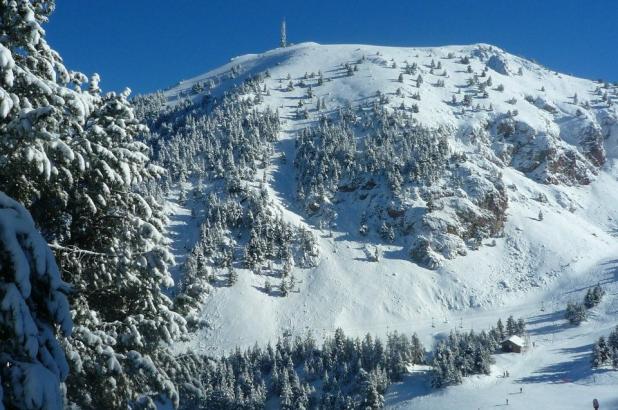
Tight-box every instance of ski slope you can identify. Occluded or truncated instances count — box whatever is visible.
[161,42,618,407]
[385,258,618,409]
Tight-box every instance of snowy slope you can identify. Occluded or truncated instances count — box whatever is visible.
[158,43,618,407]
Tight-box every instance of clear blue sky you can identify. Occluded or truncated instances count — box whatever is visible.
[46,0,617,95]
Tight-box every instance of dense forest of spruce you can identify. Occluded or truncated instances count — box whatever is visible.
[292,101,508,268]
[134,76,320,323]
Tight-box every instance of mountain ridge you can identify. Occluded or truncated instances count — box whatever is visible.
[134,41,618,357]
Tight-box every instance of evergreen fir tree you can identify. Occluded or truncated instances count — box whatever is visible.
[228,267,239,286]
[280,278,290,296]
[496,319,505,340]
[565,302,587,325]
[592,337,609,367]
[506,316,517,336]
[0,4,186,406]
[0,193,72,409]
[516,318,526,335]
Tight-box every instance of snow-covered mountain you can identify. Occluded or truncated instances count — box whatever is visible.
[139,42,618,407]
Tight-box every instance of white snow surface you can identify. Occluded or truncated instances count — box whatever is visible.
[161,43,618,408]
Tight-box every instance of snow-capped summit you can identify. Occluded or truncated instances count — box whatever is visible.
[166,41,614,187]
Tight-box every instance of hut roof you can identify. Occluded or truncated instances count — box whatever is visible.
[502,335,525,346]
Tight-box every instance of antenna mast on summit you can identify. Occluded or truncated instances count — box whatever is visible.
[280,18,287,48]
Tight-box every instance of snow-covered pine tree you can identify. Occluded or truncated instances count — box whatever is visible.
[52,87,186,410]
[228,267,238,286]
[358,369,384,409]
[0,192,72,410]
[565,302,587,325]
[505,315,517,336]
[584,284,605,308]
[592,337,611,367]
[516,318,526,335]
[608,326,618,352]
[496,319,505,340]
[280,277,290,296]
[0,3,186,407]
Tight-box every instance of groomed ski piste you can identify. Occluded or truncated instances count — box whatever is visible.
[161,42,618,408]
